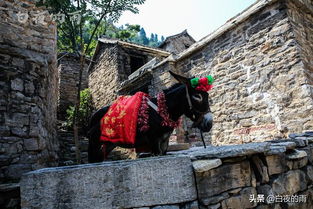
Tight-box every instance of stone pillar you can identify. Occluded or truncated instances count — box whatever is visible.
[0,0,59,183]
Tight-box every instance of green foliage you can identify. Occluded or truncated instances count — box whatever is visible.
[103,23,164,47]
[66,89,93,132]
[138,27,149,45]
[38,0,146,56]
[107,23,141,41]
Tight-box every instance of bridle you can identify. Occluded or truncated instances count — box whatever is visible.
[185,85,212,148]
[146,84,211,128]
[185,85,211,128]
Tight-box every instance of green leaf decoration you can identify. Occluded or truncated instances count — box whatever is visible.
[190,77,199,88]
[206,75,214,85]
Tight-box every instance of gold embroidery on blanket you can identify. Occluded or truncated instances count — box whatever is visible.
[105,128,115,136]
[103,116,110,124]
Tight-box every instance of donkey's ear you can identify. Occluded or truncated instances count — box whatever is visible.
[169,71,189,85]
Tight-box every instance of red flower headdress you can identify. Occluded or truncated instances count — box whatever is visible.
[190,75,214,91]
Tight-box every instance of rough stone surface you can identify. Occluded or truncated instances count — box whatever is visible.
[207,203,221,209]
[304,165,313,184]
[180,201,199,209]
[196,161,251,198]
[21,156,197,209]
[57,53,89,119]
[272,169,307,195]
[200,192,229,206]
[286,156,308,169]
[285,149,308,169]
[158,30,195,55]
[192,159,222,173]
[0,0,59,184]
[256,184,274,204]
[286,149,308,159]
[286,189,313,209]
[265,154,287,175]
[221,187,257,209]
[170,142,271,160]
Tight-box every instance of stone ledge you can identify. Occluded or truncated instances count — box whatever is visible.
[20,156,197,209]
[169,136,313,160]
[169,142,271,160]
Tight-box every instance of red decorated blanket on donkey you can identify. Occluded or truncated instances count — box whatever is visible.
[100,92,148,145]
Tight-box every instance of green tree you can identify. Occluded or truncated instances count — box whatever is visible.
[150,33,155,42]
[161,35,165,42]
[139,27,149,45]
[114,24,141,41]
[66,89,93,134]
[154,34,158,43]
[38,0,146,163]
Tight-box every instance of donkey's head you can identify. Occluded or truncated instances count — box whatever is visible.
[169,71,213,132]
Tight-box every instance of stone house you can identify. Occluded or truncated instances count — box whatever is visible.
[158,29,196,55]
[57,53,89,120]
[88,0,313,145]
[88,37,170,108]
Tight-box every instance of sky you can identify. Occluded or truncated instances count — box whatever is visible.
[118,0,256,41]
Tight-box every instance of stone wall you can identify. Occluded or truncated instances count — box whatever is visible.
[0,0,59,187]
[89,40,170,108]
[158,30,196,55]
[21,132,313,209]
[89,43,120,109]
[142,0,313,145]
[286,0,313,101]
[57,53,89,119]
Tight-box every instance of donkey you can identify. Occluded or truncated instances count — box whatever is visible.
[87,71,213,163]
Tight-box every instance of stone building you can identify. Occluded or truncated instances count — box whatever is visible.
[57,53,89,120]
[88,0,313,145]
[0,0,59,207]
[158,29,196,54]
[88,38,171,109]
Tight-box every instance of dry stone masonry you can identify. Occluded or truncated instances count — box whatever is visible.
[0,0,59,207]
[57,53,89,119]
[21,131,313,209]
[0,0,59,181]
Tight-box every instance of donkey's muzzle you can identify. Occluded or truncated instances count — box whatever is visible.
[198,112,213,132]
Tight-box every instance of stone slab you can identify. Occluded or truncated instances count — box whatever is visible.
[265,155,286,175]
[196,161,251,198]
[286,149,307,159]
[20,156,197,209]
[192,159,222,173]
[272,170,307,195]
[169,142,271,160]
[221,187,257,209]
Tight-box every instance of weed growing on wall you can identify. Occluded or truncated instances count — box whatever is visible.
[66,88,93,135]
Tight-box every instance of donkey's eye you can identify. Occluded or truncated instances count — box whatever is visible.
[192,94,203,103]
